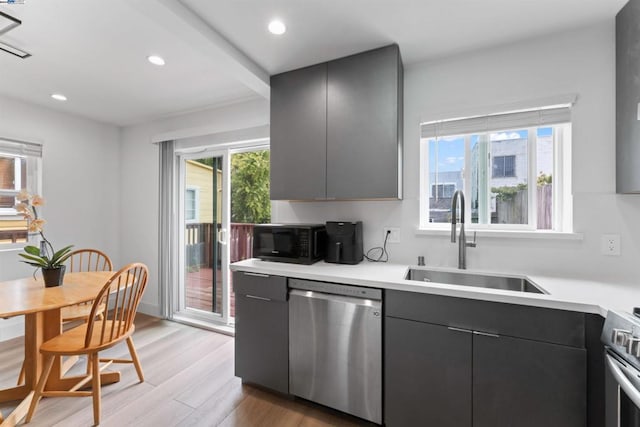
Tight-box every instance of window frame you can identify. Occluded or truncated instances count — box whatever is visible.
[184,186,200,224]
[492,155,516,178]
[431,182,457,199]
[0,156,24,215]
[419,123,571,233]
[0,138,42,249]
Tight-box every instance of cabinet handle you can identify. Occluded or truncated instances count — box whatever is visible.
[473,331,500,338]
[246,295,272,302]
[448,327,472,334]
[243,272,269,278]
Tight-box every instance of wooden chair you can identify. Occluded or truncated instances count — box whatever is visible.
[61,249,113,322]
[25,263,148,426]
[17,248,113,385]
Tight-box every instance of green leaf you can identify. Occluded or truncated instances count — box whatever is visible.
[24,245,40,256]
[49,245,74,265]
[20,261,44,268]
[18,253,47,267]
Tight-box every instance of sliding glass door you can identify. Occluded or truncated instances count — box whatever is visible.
[179,150,229,323]
[175,144,269,327]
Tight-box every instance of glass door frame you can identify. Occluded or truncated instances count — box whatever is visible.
[177,148,230,325]
[173,139,270,328]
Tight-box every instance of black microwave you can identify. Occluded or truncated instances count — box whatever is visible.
[253,224,327,264]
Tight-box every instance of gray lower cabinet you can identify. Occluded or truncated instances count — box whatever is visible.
[473,333,586,427]
[385,317,472,427]
[384,290,588,427]
[233,272,288,394]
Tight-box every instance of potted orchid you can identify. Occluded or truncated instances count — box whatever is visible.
[14,189,73,287]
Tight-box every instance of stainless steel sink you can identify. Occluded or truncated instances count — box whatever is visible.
[404,268,547,294]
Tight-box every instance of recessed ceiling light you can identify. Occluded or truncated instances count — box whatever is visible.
[51,93,67,102]
[147,55,165,66]
[268,20,286,35]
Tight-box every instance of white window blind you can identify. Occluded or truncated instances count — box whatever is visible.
[0,138,42,158]
[421,106,572,139]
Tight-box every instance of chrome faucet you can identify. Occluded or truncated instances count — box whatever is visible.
[450,190,477,269]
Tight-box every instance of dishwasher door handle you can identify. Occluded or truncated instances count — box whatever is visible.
[289,288,381,308]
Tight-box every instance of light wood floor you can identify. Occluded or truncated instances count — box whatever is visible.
[0,314,371,426]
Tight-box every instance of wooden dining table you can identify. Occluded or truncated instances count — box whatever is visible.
[0,271,115,427]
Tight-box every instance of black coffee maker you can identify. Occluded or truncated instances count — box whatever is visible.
[324,221,363,264]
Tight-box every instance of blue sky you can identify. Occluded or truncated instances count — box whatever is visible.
[429,127,552,172]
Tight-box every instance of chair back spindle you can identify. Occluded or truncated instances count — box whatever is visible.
[84,263,148,349]
[68,248,112,273]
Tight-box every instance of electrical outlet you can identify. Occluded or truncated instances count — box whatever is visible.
[383,227,400,244]
[601,234,621,256]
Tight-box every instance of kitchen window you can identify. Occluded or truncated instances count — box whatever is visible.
[419,104,572,232]
[0,138,42,245]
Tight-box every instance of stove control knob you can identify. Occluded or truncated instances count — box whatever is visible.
[613,328,633,346]
[629,337,640,357]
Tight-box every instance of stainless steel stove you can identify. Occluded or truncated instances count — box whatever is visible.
[602,309,640,427]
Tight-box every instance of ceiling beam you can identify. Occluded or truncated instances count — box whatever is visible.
[132,0,270,100]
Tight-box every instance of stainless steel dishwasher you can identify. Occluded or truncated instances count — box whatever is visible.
[288,278,382,424]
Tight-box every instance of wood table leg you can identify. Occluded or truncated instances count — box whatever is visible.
[0,391,34,427]
[23,312,44,390]
[0,385,29,403]
[39,309,70,391]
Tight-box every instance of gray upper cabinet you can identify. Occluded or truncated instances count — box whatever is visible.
[270,44,403,200]
[326,45,403,199]
[270,63,328,200]
[616,0,640,193]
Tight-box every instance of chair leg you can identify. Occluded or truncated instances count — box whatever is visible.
[17,360,26,385]
[91,353,101,426]
[26,354,55,423]
[126,336,144,382]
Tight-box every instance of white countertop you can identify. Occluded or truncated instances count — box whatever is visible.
[231,259,640,317]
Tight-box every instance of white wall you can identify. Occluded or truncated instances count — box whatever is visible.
[274,22,640,285]
[119,98,269,316]
[16,19,630,328]
[0,95,120,340]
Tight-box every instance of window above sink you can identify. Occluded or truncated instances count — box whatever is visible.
[419,101,573,234]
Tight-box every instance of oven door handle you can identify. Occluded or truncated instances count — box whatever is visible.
[606,353,640,409]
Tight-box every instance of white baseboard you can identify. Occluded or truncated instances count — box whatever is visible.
[138,302,161,318]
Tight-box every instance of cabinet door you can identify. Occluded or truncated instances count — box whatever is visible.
[270,63,327,200]
[234,275,288,393]
[616,0,640,193]
[326,44,402,199]
[473,333,586,427]
[385,317,472,427]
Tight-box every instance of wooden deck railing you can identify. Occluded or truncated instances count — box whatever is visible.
[185,222,254,268]
[0,229,27,243]
[230,223,254,263]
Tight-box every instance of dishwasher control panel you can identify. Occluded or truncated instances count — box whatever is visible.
[288,278,382,300]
